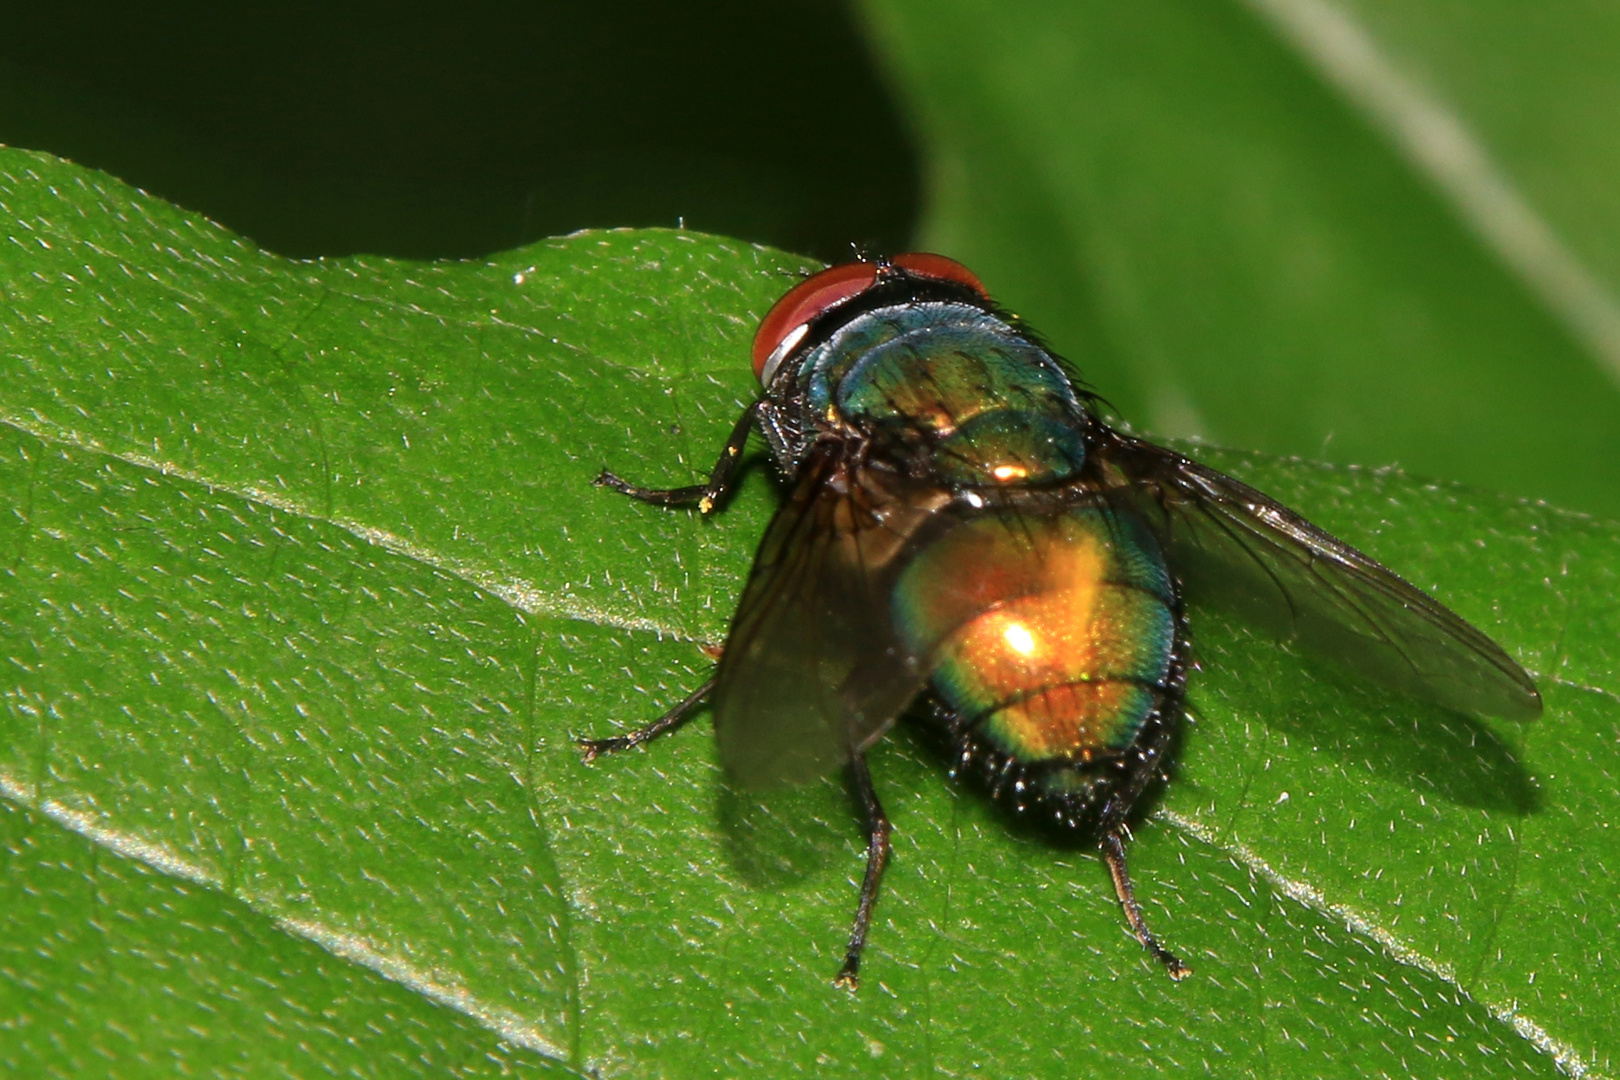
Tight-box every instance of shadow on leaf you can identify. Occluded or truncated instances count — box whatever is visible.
[715,775,854,889]
[1195,618,1539,816]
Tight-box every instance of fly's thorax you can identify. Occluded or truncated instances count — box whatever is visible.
[893,506,1177,769]
[780,300,1091,486]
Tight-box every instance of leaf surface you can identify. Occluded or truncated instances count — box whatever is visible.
[0,150,1613,1077]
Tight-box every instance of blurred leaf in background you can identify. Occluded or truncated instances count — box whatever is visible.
[860,0,1620,517]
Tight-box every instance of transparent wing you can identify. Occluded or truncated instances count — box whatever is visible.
[713,447,956,789]
[1105,435,1541,721]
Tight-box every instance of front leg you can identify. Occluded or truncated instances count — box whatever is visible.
[595,400,760,514]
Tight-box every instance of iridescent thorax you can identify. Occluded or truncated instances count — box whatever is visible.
[796,301,1089,486]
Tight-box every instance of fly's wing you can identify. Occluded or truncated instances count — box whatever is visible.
[1105,435,1541,721]
[713,446,955,789]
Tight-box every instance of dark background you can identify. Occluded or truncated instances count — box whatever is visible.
[0,0,918,261]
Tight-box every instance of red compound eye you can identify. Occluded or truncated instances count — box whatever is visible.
[750,253,990,383]
[890,252,986,296]
[751,262,877,382]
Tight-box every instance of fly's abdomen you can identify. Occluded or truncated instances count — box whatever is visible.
[894,507,1177,769]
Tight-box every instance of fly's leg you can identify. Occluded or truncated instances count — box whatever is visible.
[1091,622,1190,981]
[595,401,759,514]
[1101,829,1191,981]
[578,675,716,761]
[587,400,750,753]
[834,752,894,991]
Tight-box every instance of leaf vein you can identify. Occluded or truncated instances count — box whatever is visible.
[0,410,691,641]
[0,768,570,1064]
[1158,807,1605,1079]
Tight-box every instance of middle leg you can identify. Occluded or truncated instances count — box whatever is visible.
[578,675,717,761]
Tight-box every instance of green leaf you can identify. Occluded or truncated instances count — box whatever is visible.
[0,799,570,1077]
[859,0,1620,520]
[1,149,1614,1077]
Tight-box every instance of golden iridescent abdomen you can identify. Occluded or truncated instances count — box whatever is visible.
[894,507,1176,767]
